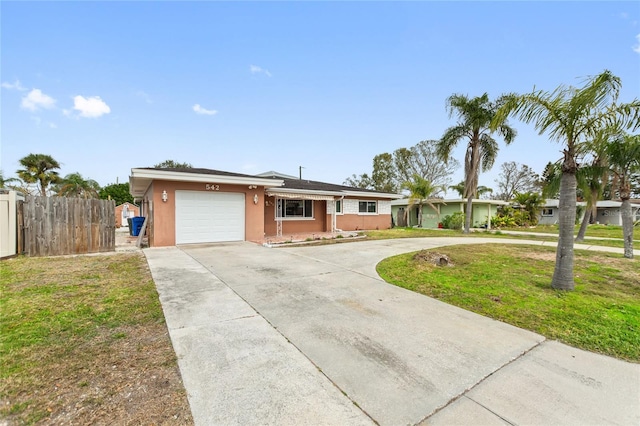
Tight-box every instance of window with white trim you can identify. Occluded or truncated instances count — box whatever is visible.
[335,199,343,214]
[358,201,377,214]
[542,208,553,216]
[276,199,313,218]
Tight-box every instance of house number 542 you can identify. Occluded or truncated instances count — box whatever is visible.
[206,184,220,191]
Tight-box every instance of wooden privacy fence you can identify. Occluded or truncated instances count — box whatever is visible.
[22,196,116,256]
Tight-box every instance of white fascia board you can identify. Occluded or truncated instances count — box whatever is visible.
[392,198,508,205]
[265,187,344,197]
[130,169,284,187]
[341,190,404,199]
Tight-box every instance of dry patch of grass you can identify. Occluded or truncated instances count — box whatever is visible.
[377,244,640,361]
[0,253,193,425]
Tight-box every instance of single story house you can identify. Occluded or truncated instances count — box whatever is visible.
[114,202,140,228]
[538,199,640,226]
[390,198,509,229]
[129,168,403,247]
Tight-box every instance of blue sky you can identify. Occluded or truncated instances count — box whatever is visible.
[2,1,639,193]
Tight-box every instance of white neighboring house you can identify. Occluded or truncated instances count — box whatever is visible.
[538,199,640,226]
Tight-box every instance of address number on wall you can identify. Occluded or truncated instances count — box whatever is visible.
[205,184,220,191]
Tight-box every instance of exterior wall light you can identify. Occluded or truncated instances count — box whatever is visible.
[253,194,259,204]
[162,190,168,202]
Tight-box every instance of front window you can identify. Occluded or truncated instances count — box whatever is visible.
[276,199,313,218]
[335,199,342,214]
[359,201,377,214]
[542,208,553,216]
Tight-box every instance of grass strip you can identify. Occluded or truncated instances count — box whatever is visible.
[377,244,639,362]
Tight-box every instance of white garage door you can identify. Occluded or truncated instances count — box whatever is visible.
[175,191,245,244]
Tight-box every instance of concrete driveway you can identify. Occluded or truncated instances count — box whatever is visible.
[145,238,639,426]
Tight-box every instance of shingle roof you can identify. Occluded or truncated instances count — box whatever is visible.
[136,167,261,179]
[262,176,387,194]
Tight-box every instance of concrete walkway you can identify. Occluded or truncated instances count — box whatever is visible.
[145,238,639,425]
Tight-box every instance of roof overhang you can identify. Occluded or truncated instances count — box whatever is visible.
[340,190,404,199]
[265,187,342,201]
[129,168,284,198]
[391,198,509,206]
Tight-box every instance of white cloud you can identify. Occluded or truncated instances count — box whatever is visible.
[21,89,56,111]
[250,64,272,77]
[2,80,27,91]
[72,95,111,118]
[193,104,218,116]
[633,34,640,54]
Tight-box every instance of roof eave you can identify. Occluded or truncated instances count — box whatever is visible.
[129,169,284,197]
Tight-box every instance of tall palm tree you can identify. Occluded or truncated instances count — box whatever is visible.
[402,174,444,228]
[56,173,101,198]
[493,70,640,289]
[16,153,61,197]
[606,134,640,259]
[437,93,516,234]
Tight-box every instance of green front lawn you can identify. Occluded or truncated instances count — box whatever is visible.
[0,253,192,424]
[377,244,639,362]
[504,224,633,239]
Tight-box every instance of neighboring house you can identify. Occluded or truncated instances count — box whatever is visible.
[114,202,140,228]
[390,198,508,229]
[128,168,402,247]
[538,199,639,226]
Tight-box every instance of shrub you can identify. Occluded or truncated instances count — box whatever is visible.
[441,212,464,230]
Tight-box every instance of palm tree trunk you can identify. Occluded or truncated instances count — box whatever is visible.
[620,198,634,259]
[575,203,591,242]
[464,196,472,233]
[552,169,577,290]
[418,204,423,228]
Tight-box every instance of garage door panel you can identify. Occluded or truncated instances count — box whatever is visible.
[176,191,245,244]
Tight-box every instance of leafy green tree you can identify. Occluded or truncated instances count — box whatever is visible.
[393,140,460,189]
[493,70,640,289]
[402,174,444,228]
[437,93,516,234]
[55,173,101,198]
[343,173,374,189]
[16,153,61,196]
[154,160,192,168]
[99,183,134,205]
[371,153,397,193]
[606,134,640,258]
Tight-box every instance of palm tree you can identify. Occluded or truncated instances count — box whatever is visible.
[575,130,613,241]
[56,173,101,198]
[513,191,545,225]
[448,180,493,198]
[493,70,640,289]
[16,153,61,197]
[437,93,516,234]
[606,134,640,259]
[0,170,20,189]
[402,174,444,228]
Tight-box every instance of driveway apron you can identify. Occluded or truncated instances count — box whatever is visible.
[147,238,639,425]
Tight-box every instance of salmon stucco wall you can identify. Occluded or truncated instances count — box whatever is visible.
[264,199,328,236]
[148,180,266,247]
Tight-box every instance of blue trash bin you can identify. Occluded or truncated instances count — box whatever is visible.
[131,217,145,237]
